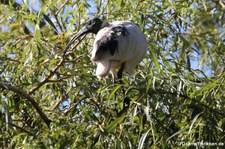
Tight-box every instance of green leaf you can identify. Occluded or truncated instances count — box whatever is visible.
[188,113,202,134]
[150,49,160,72]
[34,24,41,42]
[43,14,58,33]
[105,115,125,133]
[108,84,123,100]
[146,73,152,93]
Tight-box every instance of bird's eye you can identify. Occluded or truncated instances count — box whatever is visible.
[86,21,91,26]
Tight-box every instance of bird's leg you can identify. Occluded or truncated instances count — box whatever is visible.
[117,63,130,110]
[112,72,117,111]
[117,63,124,84]
[117,63,125,92]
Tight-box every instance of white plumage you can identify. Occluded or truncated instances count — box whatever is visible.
[91,21,147,79]
[64,18,147,80]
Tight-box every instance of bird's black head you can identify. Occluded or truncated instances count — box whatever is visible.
[63,17,105,56]
[85,17,103,34]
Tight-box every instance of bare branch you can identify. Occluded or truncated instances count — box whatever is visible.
[0,82,51,127]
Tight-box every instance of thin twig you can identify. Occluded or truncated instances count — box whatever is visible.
[47,76,68,82]
[56,0,69,16]
[55,0,69,31]
[28,35,85,95]
[63,98,85,115]
[47,96,65,111]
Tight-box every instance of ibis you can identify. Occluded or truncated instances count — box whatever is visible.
[64,17,147,80]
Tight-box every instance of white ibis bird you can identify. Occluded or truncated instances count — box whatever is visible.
[64,18,147,80]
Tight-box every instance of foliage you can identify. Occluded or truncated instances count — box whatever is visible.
[0,0,225,148]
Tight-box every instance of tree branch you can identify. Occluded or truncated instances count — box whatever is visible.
[63,98,85,115]
[46,95,65,111]
[0,82,51,127]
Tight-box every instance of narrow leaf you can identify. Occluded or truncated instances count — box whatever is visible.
[108,84,123,100]
[43,14,58,33]
[105,115,125,133]
[150,49,160,72]
[138,129,150,149]
[188,113,202,134]
[34,24,41,42]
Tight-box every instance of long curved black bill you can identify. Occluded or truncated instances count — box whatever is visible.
[63,26,89,57]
